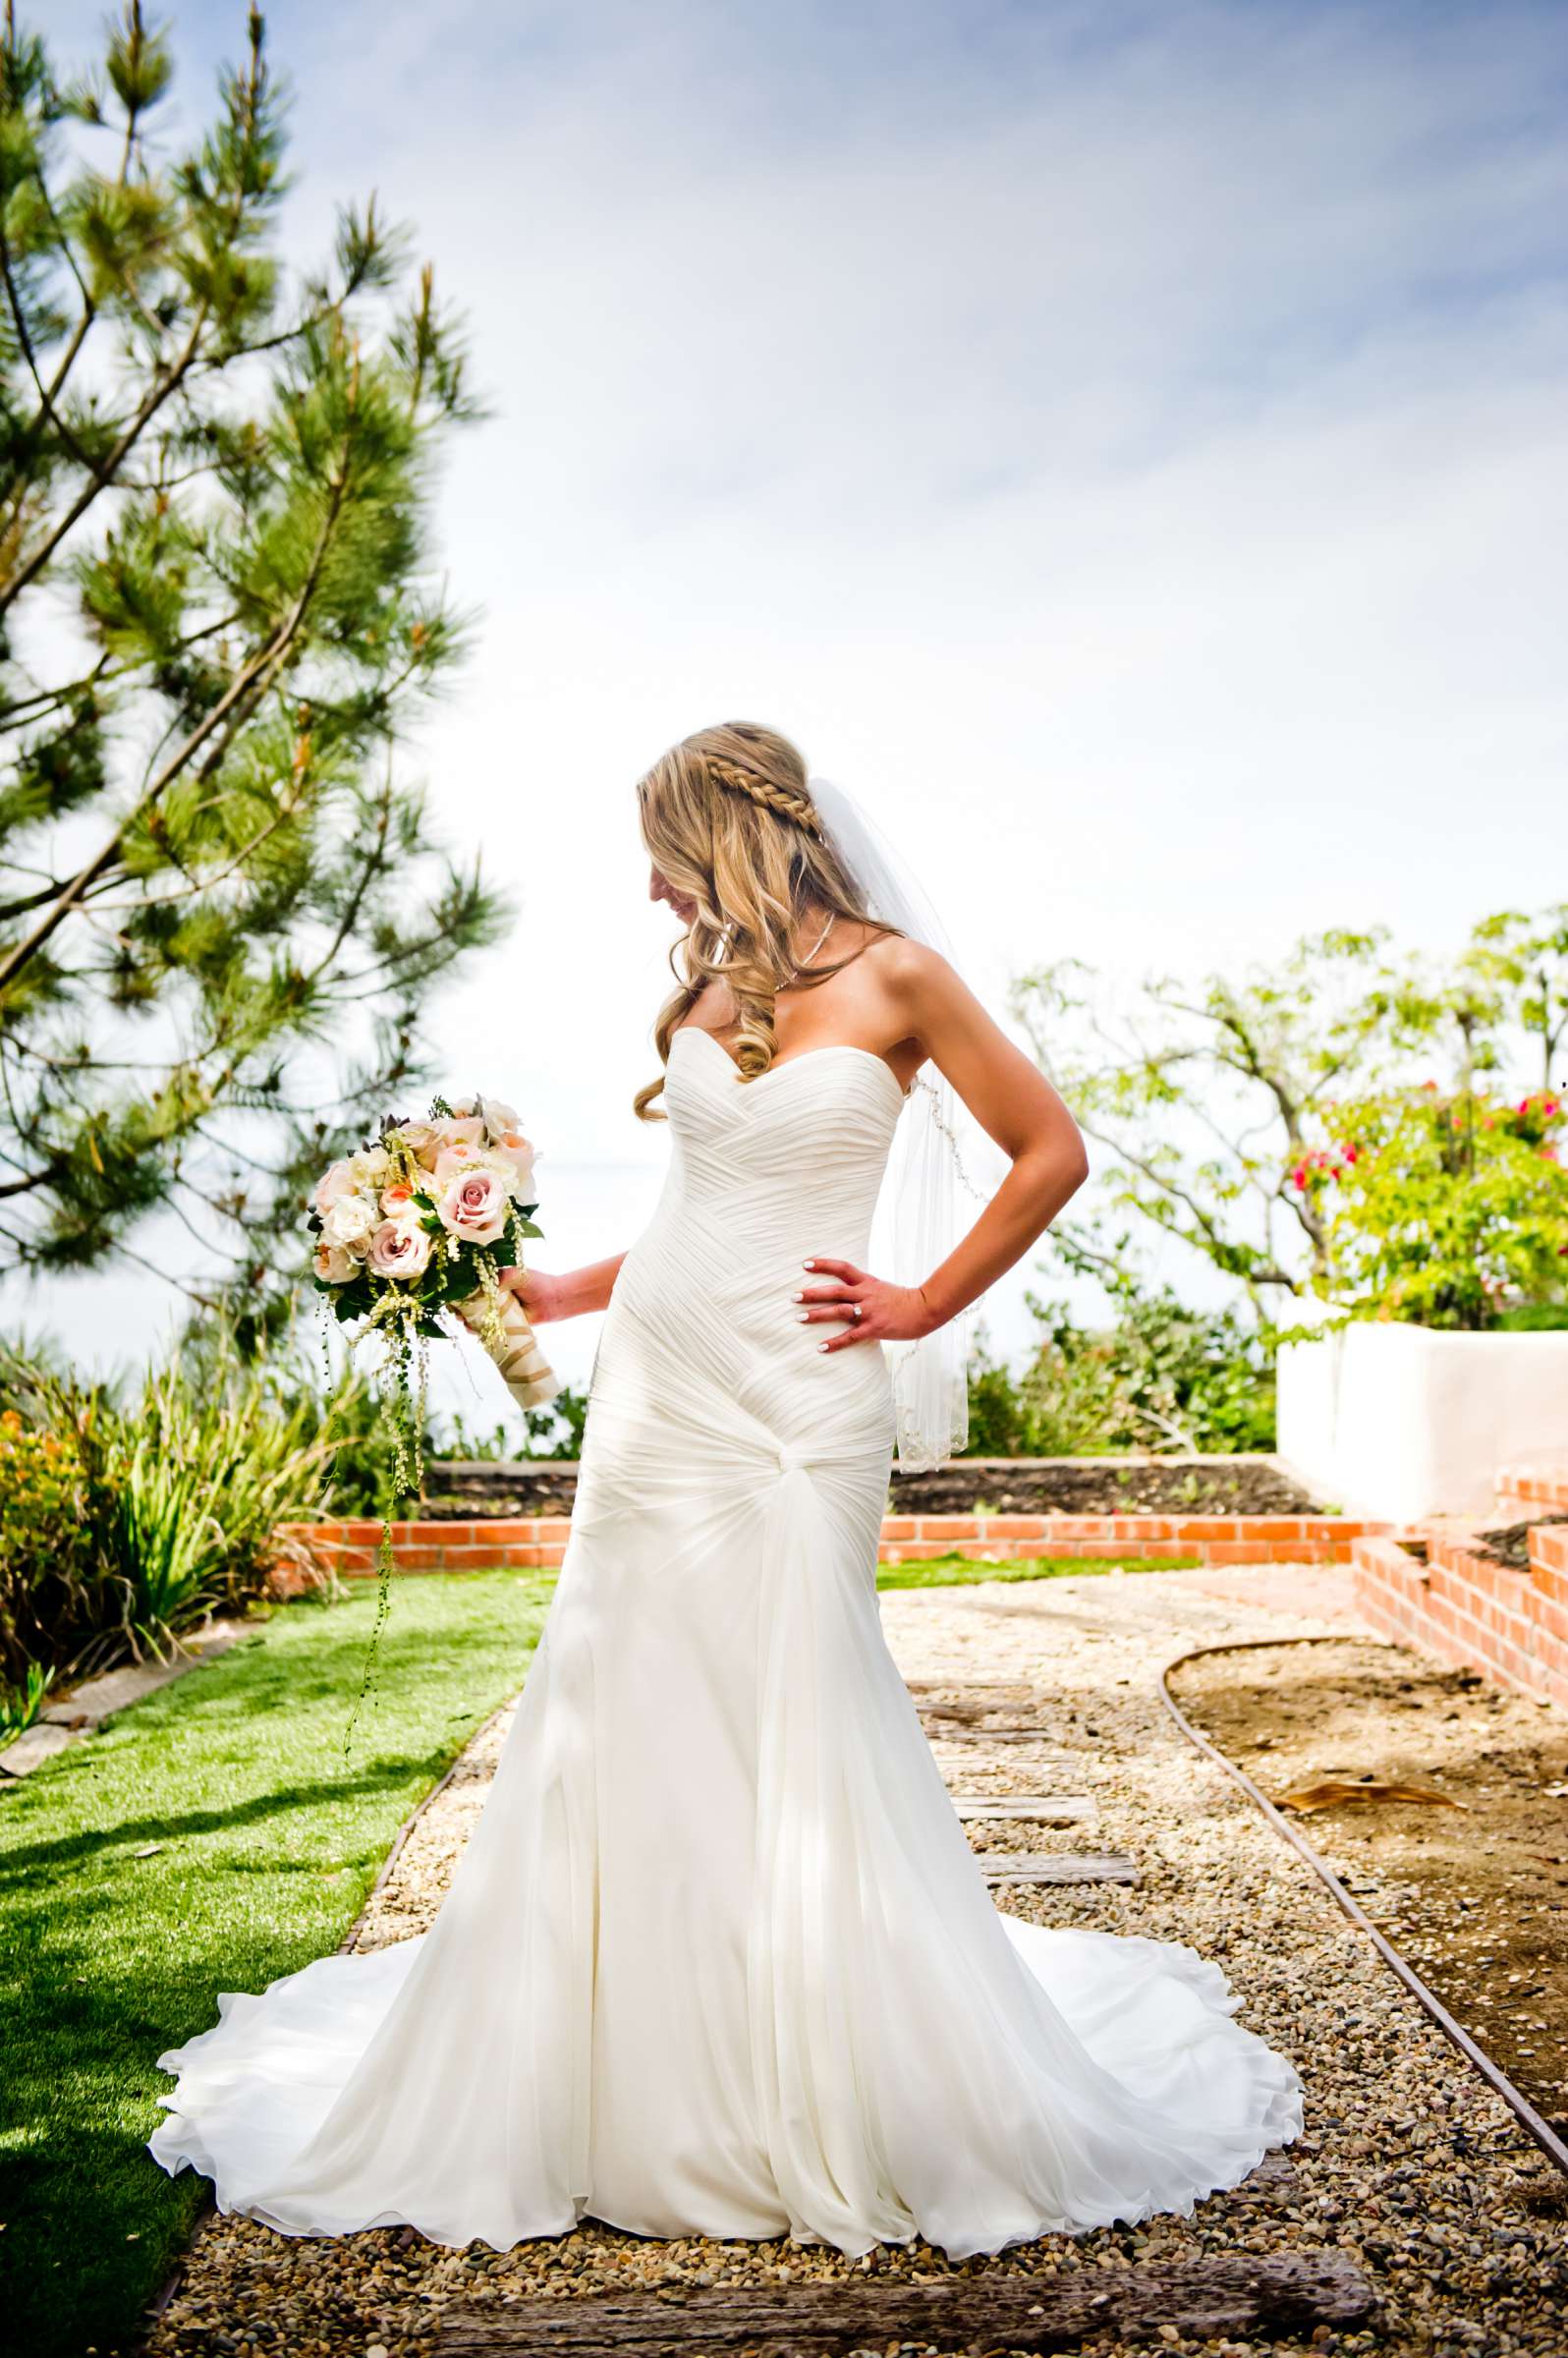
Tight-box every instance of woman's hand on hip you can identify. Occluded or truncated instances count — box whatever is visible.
[793,1257,935,1352]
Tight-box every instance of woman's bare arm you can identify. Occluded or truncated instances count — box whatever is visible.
[500,1254,625,1322]
[798,940,1088,1350]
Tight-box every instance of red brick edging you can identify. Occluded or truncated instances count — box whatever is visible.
[1494,1461,1568,1518]
[273,1509,1395,1589]
[1353,1522,1568,1712]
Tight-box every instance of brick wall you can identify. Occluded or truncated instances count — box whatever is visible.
[1353,1525,1568,1711]
[1494,1462,1568,1519]
[274,1509,1394,1592]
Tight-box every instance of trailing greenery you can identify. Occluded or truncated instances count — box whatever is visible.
[0,5,507,1329]
[0,1570,550,2358]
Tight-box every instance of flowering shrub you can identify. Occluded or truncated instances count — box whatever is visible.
[0,1390,115,1731]
[1292,1088,1568,1329]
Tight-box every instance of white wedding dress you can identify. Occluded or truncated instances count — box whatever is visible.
[151,1029,1302,2254]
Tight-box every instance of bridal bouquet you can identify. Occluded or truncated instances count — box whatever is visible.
[308,1093,558,1747]
[308,1092,558,1425]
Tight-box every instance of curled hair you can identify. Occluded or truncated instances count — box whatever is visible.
[634,721,899,1119]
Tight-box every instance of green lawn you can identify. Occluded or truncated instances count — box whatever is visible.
[0,1572,552,2358]
[873,1551,1199,1590]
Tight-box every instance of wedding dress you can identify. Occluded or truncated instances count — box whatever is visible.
[150,1026,1302,2254]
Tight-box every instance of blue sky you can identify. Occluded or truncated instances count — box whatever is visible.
[25,0,1568,1388]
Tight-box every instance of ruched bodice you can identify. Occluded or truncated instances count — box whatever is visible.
[150,1025,1302,2256]
[662,1028,904,1220]
[592,1030,905,1468]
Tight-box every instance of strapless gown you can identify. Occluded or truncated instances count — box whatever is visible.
[149,1027,1302,2254]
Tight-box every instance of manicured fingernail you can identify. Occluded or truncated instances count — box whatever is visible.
[817,1340,830,1353]
[803,1260,815,1269]
[792,1291,804,1301]
[796,1311,810,1322]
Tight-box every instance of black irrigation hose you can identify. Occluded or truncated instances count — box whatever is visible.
[1159,1636,1568,2183]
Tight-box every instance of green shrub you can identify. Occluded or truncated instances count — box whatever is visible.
[964,1265,1275,1457]
[0,1373,119,1712]
[105,1355,334,1653]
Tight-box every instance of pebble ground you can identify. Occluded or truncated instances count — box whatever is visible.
[144,1569,1568,2358]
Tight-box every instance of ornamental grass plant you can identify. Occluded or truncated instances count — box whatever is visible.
[0,1343,336,1737]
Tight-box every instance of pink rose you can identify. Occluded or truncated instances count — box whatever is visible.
[381,1181,416,1213]
[490,1128,536,1197]
[436,1115,486,1153]
[312,1158,357,1216]
[367,1217,433,1280]
[437,1164,509,1246]
[432,1142,485,1186]
[314,1239,358,1283]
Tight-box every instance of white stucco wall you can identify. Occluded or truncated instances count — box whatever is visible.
[1276,1324,1568,1521]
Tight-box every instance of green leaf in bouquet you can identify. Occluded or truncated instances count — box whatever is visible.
[514,1217,543,1241]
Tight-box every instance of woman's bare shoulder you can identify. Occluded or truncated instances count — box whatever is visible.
[859,929,960,999]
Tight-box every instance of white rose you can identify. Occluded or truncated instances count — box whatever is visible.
[478,1095,520,1137]
[351,1145,392,1187]
[322,1193,376,1252]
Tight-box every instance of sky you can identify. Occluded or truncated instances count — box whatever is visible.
[21,0,1568,1401]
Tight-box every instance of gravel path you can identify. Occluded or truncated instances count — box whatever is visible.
[147,1572,1568,2358]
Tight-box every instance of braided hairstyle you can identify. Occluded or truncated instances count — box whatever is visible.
[634,721,900,1119]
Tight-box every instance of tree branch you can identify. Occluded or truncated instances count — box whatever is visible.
[0,455,351,1002]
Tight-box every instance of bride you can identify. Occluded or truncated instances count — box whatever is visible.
[150,721,1301,2256]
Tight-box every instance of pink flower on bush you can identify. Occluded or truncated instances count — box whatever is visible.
[437,1164,509,1246]
[367,1218,433,1280]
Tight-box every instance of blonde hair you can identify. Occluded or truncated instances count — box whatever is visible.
[634,720,898,1119]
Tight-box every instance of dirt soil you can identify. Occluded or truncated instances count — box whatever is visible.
[887,1456,1323,1516]
[423,1455,1324,1520]
[1170,1635,1568,2137]
[1475,1512,1568,1571]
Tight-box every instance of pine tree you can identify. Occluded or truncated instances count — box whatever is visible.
[0,4,508,1332]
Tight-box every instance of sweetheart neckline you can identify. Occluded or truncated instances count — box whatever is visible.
[672,1024,909,1108]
